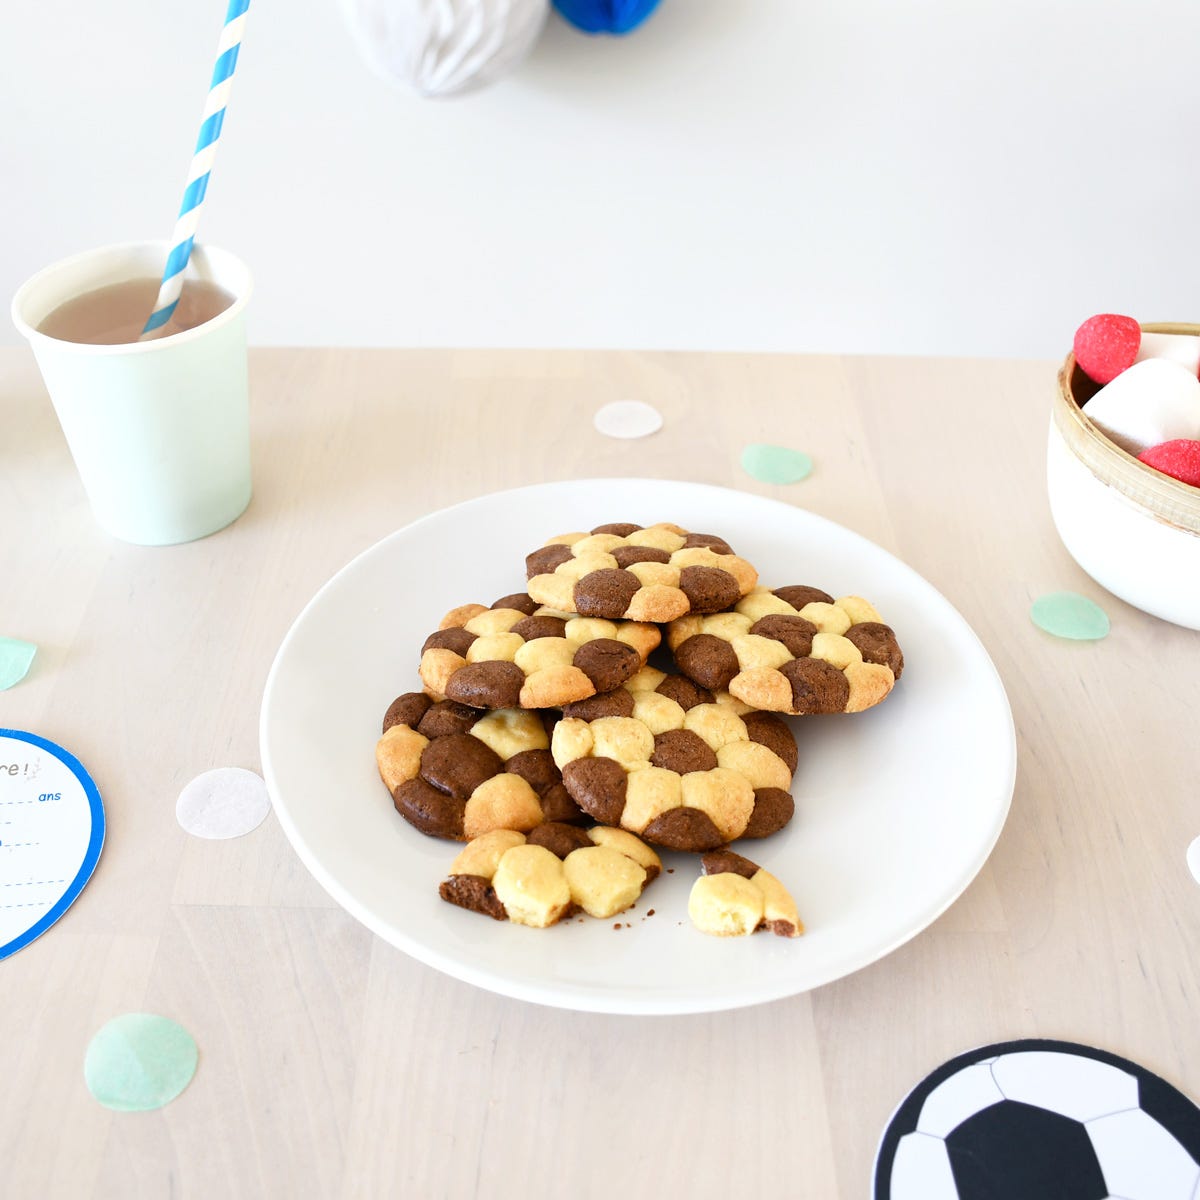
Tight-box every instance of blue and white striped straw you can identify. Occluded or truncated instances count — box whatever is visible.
[141,0,251,337]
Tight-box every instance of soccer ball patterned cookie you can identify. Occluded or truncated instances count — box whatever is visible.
[667,585,903,716]
[551,677,799,852]
[524,523,759,623]
[438,824,662,927]
[376,692,584,840]
[561,663,730,723]
[688,849,803,938]
[419,592,660,710]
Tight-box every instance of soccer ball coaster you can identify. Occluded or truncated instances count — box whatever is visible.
[874,1038,1200,1199]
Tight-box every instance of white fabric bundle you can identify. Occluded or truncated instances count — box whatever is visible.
[342,0,549,97]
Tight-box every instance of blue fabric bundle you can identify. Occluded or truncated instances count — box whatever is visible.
[553,0,661,35]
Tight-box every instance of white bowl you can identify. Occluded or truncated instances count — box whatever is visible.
[1047,322,1200,629]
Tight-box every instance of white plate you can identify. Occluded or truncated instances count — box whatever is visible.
[261,479,1016,1015]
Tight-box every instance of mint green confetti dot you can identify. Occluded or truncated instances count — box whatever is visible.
[1030,592,1110,640]
[741,444,813,485]
[84,1014,198,1112]
[0,638,36,689]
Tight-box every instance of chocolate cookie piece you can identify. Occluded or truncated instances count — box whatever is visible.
[574,569,641,619]
[438,827,662,927]
[416,700,480,740]
[642,807,724,853]
[651,729,719,774]
[383,692,432,734]
[510,615,567,642]
[441,661,525,709]
[678,565,741,613]
[845,621,905,677]
[507,750,579,823]
[525,523,758,623]
[418,595,660,711]
[394,776,465,839]
[563,664,725,726]
[690,850,804,938]
[652,675,714,710]
[571,639,642,694]
[673,633,740,692]
[491,593,539,615]
[526,821,594,859]
[780,658,850,716]
[748,614,816,658]
[375,696,586,841]
[560,689,636,721]
[560,758,627,828]
[420,734,503,800]
[438,874,508,921]
[742,788,795,839]
[612,545,670,569]
[667,588,902,716]
[739,711,799,775]
[550,685,798,852]
[699,849,759,879]
[421,627,477,657]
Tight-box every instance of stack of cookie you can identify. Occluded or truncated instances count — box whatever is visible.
[374,522,904,937]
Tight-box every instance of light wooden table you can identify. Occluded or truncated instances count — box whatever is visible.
[1,346,1197,1199]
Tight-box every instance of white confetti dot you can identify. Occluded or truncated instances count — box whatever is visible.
[1188,836,1200,885]
[176,767,271,840]
[594,400,663,440]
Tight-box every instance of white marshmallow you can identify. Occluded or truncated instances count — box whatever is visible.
[1082,358,1200,456]
[1134,331,1200,375]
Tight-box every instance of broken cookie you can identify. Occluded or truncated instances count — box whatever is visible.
[687,849,803,938]
[439,824,661,927]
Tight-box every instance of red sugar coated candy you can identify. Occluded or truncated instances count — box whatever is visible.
[1073,313,1141,385]
[1138,439,1200,487]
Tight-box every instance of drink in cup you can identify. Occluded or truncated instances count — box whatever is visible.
[11,240,253,546]
[38,276,235,346]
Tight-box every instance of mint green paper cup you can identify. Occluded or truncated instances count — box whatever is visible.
[11,241,253,546]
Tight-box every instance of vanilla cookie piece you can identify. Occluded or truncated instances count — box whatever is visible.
[562,845,647,919]
[525,523,758,623]
[552,677,798,853]
[419,591,660,710]
[438,824,661,926]
[377,693,584,840]
[667,585,903,716]
[492,843,574,928]
[688,849,803,938]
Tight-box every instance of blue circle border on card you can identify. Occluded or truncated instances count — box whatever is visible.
[0,728,105,962]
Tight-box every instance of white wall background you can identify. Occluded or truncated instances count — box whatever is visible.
[4,0,1198,357]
